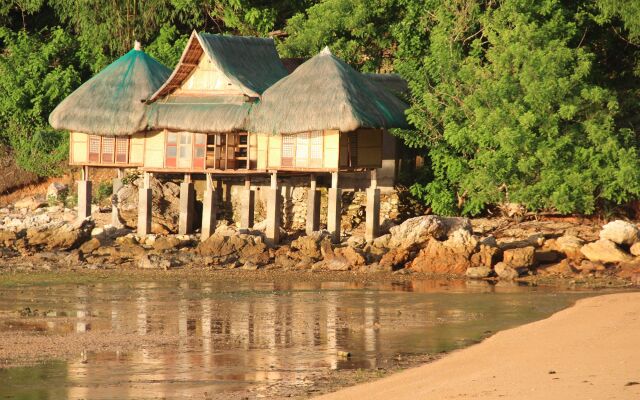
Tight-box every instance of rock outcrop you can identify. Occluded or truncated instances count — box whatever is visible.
[117,176,182,234]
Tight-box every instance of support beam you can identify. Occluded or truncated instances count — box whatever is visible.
[306,174,320,235]
[365,169,380,241]
[77,179,92,221]
[265,172,281,246]
[327,172,341,243]
[137,172,152,236]
[179,175,195,235]
[201,174,217,241]
[240,177,255,230]
[111,169,124,227]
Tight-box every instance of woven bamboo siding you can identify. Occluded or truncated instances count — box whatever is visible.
[267,134,281,168]
[144,131,165,168]
[248,133,258,169]
[356,129,382,167]
[324,130,340,169]
[256,133,268,169]
[129,133,145,164]
[70,132,88,163]
[174,54,243,95]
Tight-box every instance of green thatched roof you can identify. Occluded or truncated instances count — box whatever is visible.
[365,73,410,98]
[146,96,251,133]
[49,47,171,136]
[250,48,410,134]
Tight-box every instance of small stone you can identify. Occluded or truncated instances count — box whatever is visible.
[465,266,492,279]
[153,236,181,251]
[79,238,101,255]
[494,262,520,280]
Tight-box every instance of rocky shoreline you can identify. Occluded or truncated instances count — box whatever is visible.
[1,192,639,288]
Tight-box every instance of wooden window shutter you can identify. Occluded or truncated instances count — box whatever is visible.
[88,135,101,162]
[281,134,295,167]
[165,131,177,168]
[115,137,129,163]
[193,133,206,169]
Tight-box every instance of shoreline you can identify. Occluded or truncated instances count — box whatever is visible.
[315,291,640,400]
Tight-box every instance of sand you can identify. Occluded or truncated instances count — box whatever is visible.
[316,292,640,400]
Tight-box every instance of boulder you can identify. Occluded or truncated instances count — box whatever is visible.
[631,242,640,257]
[116,176,182,234]
[575,260,606,272]
[503,246,536,269]
[580,239,633,263]
[465,266,492,279]
[334,246,366,267]
[26,219,94,250]
[494,262,520,280]
[470,244,501,268]
[387,215,447,249]
[537,259,575,276]
[153,236,181,251]
[599,220,639,245]
[14,196,47,211]
[410,229,478,275]
[290,231,330,260]
[46,182,68,201]
[553,235,585,259]
[197,233,269,266]
[0,230,17,247]
[79,238,101,255]
[378,247,410,271]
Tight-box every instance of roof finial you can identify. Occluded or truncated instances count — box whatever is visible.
[320,46,332,56]
[134,40,142,51]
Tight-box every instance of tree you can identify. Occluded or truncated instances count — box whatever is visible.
[393,0,640,215]
[0,27,80,176]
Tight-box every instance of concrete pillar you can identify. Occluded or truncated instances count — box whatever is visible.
[215,179,223,203]
[240,178,255,230]
[306,174,320,235]
[179,175,195,235]
[137,173,152,236]
[77,180,92,221]
[201,174,217,241]
[365,170,380,241]
[265,173,281,246]
[327,172,341,243]
[111,169,124,227]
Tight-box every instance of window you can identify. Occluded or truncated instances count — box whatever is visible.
[296,132,309,167]
[115,137,128,163]
[165,132,177,168]
[193,133,206,169]
[310,131,323,167]
[282,134,295,167]
[101,137,115,163]
[88,135,100,162]
[177,132,192,168]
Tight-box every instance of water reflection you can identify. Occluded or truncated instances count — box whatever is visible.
[0,279,592,399]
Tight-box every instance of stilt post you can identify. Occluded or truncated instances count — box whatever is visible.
[327,172,341,243]
[77,166,92,221]
[179,173,195,235]
[111,168,124,227]
[265,172,281,246]
[201,173,217,241]
[137,172,152,236]
[240,177,255,230]
[306,173,320,235]
[365,169,380,241]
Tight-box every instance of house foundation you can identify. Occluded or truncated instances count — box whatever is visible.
[137,172,152,236]
[365,170,380,241]
[111,169,124,227]
[327,172,341,243]
[179,175,195,235]
[306,174,320,234]
[240,178,255,230]
[201,174,217,241]
[266,173,281,246]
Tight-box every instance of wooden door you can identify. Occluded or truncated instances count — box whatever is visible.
[178,132,192,168]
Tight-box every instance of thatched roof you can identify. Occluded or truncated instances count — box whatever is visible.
[250,48,410,134]
[146,96,251,133]
[365,73,409,98]
[49,46,171,136]
[149,32,288,101]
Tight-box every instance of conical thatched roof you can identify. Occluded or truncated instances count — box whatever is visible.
[49,46,171,136]
[249,47,410,134]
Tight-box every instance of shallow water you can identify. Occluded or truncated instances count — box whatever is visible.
[0,279,596,399]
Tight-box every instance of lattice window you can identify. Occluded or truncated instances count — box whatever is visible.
[281,134,295,167]
[101,137,114,163]
[115,137,128,163]
[165,132,177,168]
[310,131,323,167]
[88,135,100,162]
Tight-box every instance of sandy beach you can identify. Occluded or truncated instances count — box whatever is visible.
[317,292,640,400]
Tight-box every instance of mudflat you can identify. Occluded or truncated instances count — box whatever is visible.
[317,292,640,400]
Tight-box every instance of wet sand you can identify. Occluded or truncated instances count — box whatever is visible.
[317,292,640,400]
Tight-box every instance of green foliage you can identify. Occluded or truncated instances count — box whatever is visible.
[279,0,400,72]
[393,0,640,216]
[93,181,113,204]
[146,25,189,68]
[0,27,80,176]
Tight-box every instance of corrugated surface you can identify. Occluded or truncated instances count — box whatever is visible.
[250,48,410,134]
[49,49,171,136]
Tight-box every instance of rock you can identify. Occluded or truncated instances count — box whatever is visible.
[599,220,639,245]
[498,234,545,250]
[534,250,561,264]
[14,196,47,211]
[580,239,633,263]
[197,233,269,266]
[372,234,390,249]
[631,242,640,257]
[116,235,138,246]
[241,262,259,270]
[347,235,367,248]
[334,246,366,267]
[91,227,105,238]
[503,246,536,269]
[465,266,492,279]
[494,262,520,280]
[470,244,501,268]
[554,235,585,259]
[387,215,447,249]
[153,236,181,251]
[79,238,101,254]
[410,229,478,275]
[378,247,410,271]
[575,260,606,272]
[0,230,17,247]
[291,231,329,260]
[440,217,473,237]
[46,182,68,201]
[116,176,184,234]
[26,219,95,250]
[537,259,575,276]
